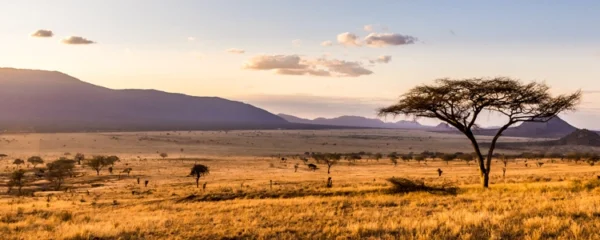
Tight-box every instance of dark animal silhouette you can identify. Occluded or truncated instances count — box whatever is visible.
[308,164,318,171]
[437,168,443,177]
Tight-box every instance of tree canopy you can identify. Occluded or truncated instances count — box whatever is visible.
[379,77,581,188]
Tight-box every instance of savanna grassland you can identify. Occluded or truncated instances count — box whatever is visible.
[2,129,600,240]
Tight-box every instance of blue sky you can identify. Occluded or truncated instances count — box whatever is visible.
[1,1,599,128]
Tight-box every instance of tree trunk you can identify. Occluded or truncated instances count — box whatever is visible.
[196,178,199,188]
[327,165,331,174]
[481,171,490,188]
[96,169,100,176]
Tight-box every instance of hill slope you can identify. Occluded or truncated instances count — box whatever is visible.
[278,114,425,129]
[473,117,576,138]
[0,68,294,132]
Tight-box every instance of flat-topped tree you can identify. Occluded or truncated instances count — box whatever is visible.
[190,164,210,188]
[379,77,581,188]
[27,156,44,168]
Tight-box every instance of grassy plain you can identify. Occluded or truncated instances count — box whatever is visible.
[1,129,600,239]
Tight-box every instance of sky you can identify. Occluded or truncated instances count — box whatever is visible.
[1,1,599,128]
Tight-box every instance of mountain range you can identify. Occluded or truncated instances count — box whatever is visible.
[277,114,426,129]
[0,68,585,138]
[0,68,335,132]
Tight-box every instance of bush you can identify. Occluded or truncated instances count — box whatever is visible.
[386,177,458,195]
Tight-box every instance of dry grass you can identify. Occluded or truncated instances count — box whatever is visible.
[2,130,600,239]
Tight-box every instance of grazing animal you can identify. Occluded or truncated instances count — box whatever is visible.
[280,157,287,163]
[437,168,443,177]
[308,164,318,171]
[326,177,333,188]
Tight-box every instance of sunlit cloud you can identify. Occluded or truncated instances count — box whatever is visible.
[30,29,53,38]
[187,37,196,41]
[244,54,372,77]
[364,33,417,47]
[244,55,307,70]
[363,25,374,32]
[337,32,361,46]
[321,40,333,47]
[369,55,392,64]
[226,48,245,54]
[61,36,95,45]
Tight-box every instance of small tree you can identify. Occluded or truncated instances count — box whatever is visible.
[74,153,85,165]
[86,156,109,176]
[388,152,399,166]
[46,159,75,190]
[0,153,7,159]
[106,155,120,166]
[159,153,168,159]
[13,159,25,168]
[315,153,341,174]
[374,153,383,162]
[379,77,580,188]
[8,169,26,195]
[441,153,457,165]
[190,164,210,188]
[27,156,44,168]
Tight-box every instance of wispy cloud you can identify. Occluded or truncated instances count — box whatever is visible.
[61,36,95,45]
[31,29,53,38]
[226,48,245,54]
[363,25,374,32]
[364,33,417,47]
[369,55,392,64]
[321,40,333,47]
[187,37,196,41]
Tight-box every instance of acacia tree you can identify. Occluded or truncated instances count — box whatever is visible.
[190,164,210,188]
[13,159,25,168]
[74,153,85,165]
[8,170,26,195]
[46,159,75,190]
[314,153,341,174]
[379,77,580,188]
[27,156,44,168]
[86,156,109,175]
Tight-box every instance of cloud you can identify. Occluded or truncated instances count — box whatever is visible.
[369,55,392,64]
[226,48,245,54]
[187,37,196,41]
[314,58,373,77]
[61,36,95,45]
[364,33,417,47]
[31,29,53,38]
[244,54,373,77]
[292,39,302,47]
[321,40,333,47]
[244,55,307,70]
[363,25,374,32]
[337,32,361,46]
[276,68,331,77]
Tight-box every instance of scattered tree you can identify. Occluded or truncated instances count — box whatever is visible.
[159,152,168,159]
[86,156,110,175]
[13,159,24,168]
[27,156,44,168]
[190,164,210,188]
[379,77,581,188]
[74,153,85,165]
[46,159,75,190]
[8,169,26,194]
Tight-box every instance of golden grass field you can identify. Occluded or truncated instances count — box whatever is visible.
[2,129,600,239]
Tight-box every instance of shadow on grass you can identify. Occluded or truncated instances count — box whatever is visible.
[385,177,458,195]
[176,178,459,202]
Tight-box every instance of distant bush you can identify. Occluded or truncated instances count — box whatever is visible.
[386,177,457,195]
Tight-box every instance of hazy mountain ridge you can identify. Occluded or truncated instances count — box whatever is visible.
[277,114,426,129]
[0,68,299,132]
